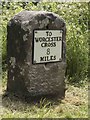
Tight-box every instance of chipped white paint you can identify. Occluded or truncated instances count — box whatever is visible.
[23,34,28,41]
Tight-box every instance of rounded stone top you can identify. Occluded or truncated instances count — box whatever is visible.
[8,10,66,30]
[13,10,64,21]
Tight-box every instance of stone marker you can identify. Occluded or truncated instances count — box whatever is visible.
[7,10,66,99]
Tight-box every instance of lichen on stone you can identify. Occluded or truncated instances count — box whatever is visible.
[9,57,16,68]
[11,69,13,73]
[23,34,28,41]
[12,76,15,81]
[39,18,49,28]
[20,69,25,75]
[35,20,38,24]
[21,20,29,31]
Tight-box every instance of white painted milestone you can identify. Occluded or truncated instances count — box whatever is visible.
[33,30,63,64]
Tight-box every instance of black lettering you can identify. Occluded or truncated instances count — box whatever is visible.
[47,56,49,61]
[35,38,39,42]
[46,37,50,42]
[54,55,56,60]
[44,43,47,47]
[35,36,62,43]
[43,37,46,42]
[50,56,53,60]
[50,43,53,47]
[45,56,47,61]
[40,55,56,62]
[46,31,49,36]
[53,42,56,47]
[41,43,45,47]
[46,31,52,36]
[48,43,51,47]
[58,37,62,41]
[39,37,43,42]
[50,55,56,60]
[46,48,50,55]
[41,42,56,47]
[40,57,44,61]
[50,37,53,41]
[52,37,56,41]
[49,32,52,36]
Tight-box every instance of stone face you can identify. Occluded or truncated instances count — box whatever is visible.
[7,10,66,99]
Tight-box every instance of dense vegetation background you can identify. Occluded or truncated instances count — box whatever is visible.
[1,1,89,83]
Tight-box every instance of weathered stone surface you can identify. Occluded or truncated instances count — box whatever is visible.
[7,10,66,99]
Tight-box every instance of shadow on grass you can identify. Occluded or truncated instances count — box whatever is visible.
[2,90,63,112]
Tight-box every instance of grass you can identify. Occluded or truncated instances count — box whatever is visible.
[0,72,88,119]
